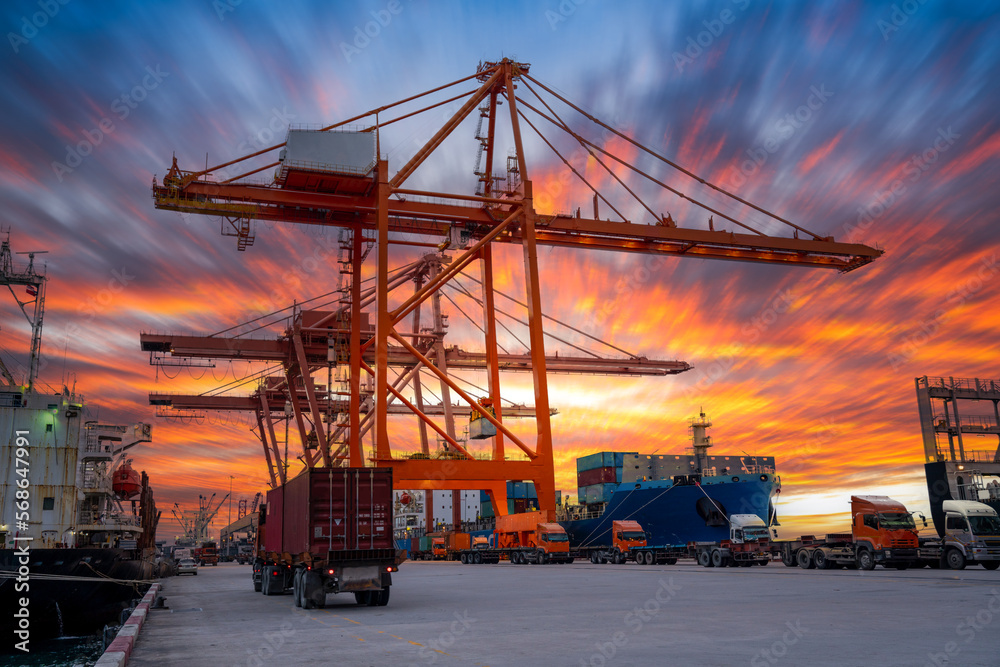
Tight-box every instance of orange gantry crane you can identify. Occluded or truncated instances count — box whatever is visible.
[145,59,881,519]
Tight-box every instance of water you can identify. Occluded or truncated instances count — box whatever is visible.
[4,634,105,666]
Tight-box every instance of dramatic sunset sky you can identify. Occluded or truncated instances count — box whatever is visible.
[1,1,998,541]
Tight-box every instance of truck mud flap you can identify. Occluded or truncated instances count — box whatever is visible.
[339,565,382,592]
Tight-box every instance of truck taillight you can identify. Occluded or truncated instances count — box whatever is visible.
[327,568,335,575]
[271,570,279,576]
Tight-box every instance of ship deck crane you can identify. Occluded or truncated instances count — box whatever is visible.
[146,59,882,519]
[0,230,48,392]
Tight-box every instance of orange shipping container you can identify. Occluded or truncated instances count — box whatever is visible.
[495,510,555,534]
[447,532,471,551]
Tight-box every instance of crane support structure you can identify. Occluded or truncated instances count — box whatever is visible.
[146,59,882,517]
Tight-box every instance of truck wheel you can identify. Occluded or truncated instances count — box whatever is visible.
[254,578,262,592]
[894,563,909,570]
[376,587,390,606]
[698,551,712,567]
[758,559,768,566]
[946,548,966,570]
[460,554,467,564]
[781,551,795,567]
[858,549,875,571]
[983,561,999,570]
[355,592,371,605]
[666,557,677,566]
[474,552,483,564]
[711,550,725,568]
[293,570,302,608]
[797,550,815,569]
[814,550,829,570]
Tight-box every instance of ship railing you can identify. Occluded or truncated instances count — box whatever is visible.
[739,465,777,475]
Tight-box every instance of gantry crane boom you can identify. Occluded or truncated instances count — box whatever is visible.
[146,59,883,519]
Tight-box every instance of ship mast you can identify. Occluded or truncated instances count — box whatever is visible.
[690,409,713,474]
[0,229,48,393]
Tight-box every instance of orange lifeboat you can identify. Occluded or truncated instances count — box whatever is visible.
[112,462,142,499]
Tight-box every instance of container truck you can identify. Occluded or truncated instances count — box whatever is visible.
[689,514,772,567]
[918,500,1000,570]
[251,467,400,608]
[458,511,574,564]
[776,495,919,570]
[198,541,219,566]
[576,520,671,564]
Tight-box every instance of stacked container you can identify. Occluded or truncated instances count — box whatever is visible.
[576,452,636,505]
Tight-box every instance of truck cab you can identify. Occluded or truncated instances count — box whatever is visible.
[851,495,918,568]
[729,514,770,545]
[535,523,571,561]
[612,520,647,559]
[431,537,446,560]
[471,536,490,551]
[937,500,1000,570]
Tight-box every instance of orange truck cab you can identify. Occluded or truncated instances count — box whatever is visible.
[851,495,919,569]
[431,537,446,560]
[535,523,572,561]
[612,520,647,560]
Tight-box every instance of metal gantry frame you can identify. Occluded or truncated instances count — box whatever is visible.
[146,59,882,518]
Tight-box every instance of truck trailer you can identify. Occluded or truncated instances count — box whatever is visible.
[776,495,919,570]
[252,467,400,608]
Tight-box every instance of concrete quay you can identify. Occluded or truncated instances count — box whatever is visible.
[129,560,1000,666]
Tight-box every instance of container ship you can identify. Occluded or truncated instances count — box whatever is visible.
[0,233,160,643]
[558,412,779,549]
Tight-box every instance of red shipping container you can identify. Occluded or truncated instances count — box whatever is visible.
[264,467,393,557]
[577,466,617,488]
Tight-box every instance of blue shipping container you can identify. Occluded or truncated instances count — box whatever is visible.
[527,482,537,499]
[577,452,615,472]
[614,452,638,468]
[513,482,528,499]
[616,468,623,484]
[581,482,618,504]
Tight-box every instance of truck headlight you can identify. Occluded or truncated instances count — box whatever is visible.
[884,550,891,558]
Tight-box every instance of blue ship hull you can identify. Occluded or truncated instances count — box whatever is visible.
[560,473,779,549]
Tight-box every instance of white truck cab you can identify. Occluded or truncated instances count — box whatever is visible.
[937,500,1000,570]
